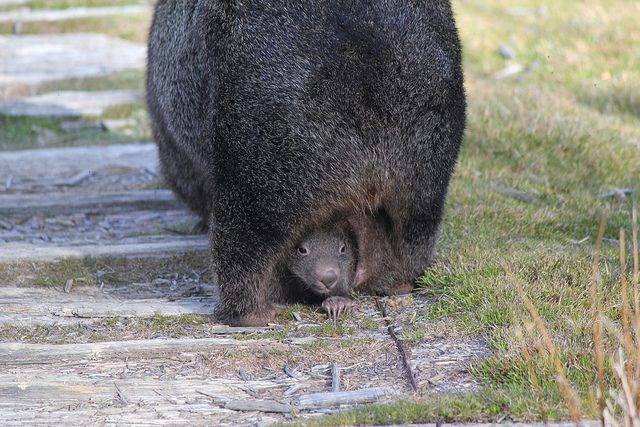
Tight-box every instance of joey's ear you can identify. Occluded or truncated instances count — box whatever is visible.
[354,266,368,288]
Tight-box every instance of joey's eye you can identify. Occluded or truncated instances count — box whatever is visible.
[339,244,346,254]
[298,246,309,255]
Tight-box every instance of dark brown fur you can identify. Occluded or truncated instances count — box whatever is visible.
[147,0,466,326]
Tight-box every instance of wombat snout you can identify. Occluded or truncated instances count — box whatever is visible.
[318,268,338,289]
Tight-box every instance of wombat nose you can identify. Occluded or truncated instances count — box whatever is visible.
[320,269,338,288]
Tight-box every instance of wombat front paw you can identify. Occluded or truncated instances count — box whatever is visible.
[321,296,353,320]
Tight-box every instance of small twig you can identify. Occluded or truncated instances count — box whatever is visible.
[375,298,419,392]
[284,384,303,397]
[238,368,250,381]
[56,170,94,187]
[284,364,306,380]
[63,278,73,293]
[331,363,340,392]
[113,382,129,405]
[196,389,222,402]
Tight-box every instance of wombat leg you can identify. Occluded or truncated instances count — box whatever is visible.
[211,193,295,327]
[225,305,277,327]
[388,281,414,296]
[321,296,353,320]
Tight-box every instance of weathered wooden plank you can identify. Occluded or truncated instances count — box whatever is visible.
[0,337,311,366]
[0,34,145,88]
[0,406,274,427]
[0,143,157,178]
[0,286,218,325]
[0,374,294,425]
[0,190,180,215]
[0,235,208,263]
[0,373,298,402]
[0,5,151,23]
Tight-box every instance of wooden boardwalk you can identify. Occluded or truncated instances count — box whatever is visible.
[0,143,487,425]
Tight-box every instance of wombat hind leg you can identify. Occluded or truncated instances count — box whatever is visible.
[321,296,353,320]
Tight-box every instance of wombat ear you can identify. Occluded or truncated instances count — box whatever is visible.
[354,267,368,287]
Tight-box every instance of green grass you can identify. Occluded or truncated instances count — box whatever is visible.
[298,390,570,425]
[0,114,151,150]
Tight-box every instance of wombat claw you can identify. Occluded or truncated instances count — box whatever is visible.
[322,296,353,320]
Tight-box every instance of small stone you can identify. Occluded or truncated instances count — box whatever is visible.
[492,63,524,80]
[497,44,515,60]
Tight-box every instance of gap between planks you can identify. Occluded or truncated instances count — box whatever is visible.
[0,190,180,216]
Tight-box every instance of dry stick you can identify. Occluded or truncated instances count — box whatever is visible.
[509,269,582,423]
[375,298,418,392]
[633,204,640,321]
[590,213,608,421]
[619,229,634,389]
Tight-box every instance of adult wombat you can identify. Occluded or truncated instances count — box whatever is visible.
[147,0,466,326]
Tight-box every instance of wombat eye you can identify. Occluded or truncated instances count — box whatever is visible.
[339,245,346,254]
[298,246,309,255]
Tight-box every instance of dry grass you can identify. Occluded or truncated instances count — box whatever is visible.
[515,207,640,425]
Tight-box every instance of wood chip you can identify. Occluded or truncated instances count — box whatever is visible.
[63,278,73,293]
[330,363,340,392]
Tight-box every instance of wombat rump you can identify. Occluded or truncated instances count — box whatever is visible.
[147,0,466,326]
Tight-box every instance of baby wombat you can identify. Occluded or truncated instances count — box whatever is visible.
[147,0,466,326]
[286,226,357,319]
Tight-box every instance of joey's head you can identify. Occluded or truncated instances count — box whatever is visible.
[288,227,356,296]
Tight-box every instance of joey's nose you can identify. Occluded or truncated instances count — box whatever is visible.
[319,269,338,288]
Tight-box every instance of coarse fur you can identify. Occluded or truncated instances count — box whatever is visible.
[147,0,466,326]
